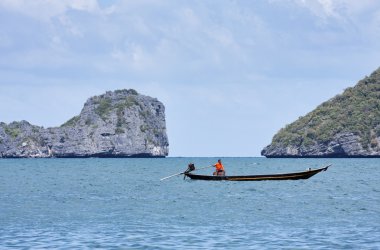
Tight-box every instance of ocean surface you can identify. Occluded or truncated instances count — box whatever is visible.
[0,157,379,249]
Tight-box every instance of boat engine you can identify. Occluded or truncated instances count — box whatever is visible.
[185,163,195,173]
[183,163,195,179]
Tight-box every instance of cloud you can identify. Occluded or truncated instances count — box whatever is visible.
[1,0,380,155]
[293,0,380,23]
[1,0,378,81]
[0,0,100,21]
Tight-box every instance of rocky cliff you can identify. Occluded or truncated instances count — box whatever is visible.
[262,67,380,158]
[0,89,169,158]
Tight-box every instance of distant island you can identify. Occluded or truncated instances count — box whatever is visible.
[0,89,169,158]
[262,67,380,158]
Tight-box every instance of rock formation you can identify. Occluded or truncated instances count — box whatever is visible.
[262,67,380,158]
[0,89,169,158]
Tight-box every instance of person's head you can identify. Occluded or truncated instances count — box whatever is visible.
[218,159,221,163]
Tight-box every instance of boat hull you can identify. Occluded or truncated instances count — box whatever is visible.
[184,166,329,181]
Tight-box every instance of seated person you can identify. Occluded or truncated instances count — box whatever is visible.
[213,159,226,176]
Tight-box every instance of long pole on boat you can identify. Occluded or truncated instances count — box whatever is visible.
[160,165,214,181]
[160,172,186,181]
[195,165,214,171]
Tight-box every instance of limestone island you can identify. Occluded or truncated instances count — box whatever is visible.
[0,89,169,158]
[262,67,380,158]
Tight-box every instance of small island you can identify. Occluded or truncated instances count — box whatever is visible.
[0,89,169,158]
[262,67,380,158]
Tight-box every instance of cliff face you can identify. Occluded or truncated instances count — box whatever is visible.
[0,89,169,158]
[262,67,380,158]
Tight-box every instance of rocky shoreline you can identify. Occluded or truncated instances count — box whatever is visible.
[262,67,380,158]
[0,89,169,158]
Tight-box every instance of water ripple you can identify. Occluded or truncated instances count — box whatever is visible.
[0,158,379,249]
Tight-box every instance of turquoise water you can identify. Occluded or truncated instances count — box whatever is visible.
[0,158,379,249]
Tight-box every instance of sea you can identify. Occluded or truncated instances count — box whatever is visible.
[0,157,379,249]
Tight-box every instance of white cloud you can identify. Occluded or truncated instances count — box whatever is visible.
[294,0,380,22]
[1,0,380,155]
[111,44,154,71]
[180,7,201,28]
[57,15,84,37]
[0,0,101,21]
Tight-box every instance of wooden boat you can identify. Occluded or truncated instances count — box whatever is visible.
[184,165,330,181]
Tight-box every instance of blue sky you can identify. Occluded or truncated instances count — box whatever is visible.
[0,0,379,156]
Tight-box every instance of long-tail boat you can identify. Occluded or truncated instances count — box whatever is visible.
[183,165,330,181]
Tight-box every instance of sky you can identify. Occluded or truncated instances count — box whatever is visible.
[0,0,380,157]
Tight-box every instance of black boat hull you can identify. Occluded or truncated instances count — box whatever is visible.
[184,166,329,181]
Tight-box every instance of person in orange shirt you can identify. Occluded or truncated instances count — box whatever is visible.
[213,159,226,176]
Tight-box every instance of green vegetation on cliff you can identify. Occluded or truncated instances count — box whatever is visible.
[270,68,380,150]
[61,116,80,127]
[4,126,21,138]
[96,92,139,121]
[0,89,169,158]
[95,98,113,120]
